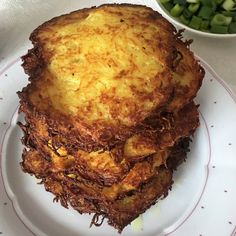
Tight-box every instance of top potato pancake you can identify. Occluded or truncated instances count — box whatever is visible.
[19,4,176,147]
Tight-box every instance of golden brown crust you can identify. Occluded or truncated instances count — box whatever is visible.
[18,4,204,233]
[20,102,199,186]
[19,4,179,150]
[21,138,189,199]
[167,38,205,111]
[19,37,204,153]
[21,137,189,232]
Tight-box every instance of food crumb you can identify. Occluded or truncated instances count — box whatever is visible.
[131,216,143,232]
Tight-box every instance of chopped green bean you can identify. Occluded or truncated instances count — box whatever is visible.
[200,0,214,6]
[173,0,186,4]
[229,22,236,32]
[170,4,184,17]
[180,14,190,24]
[183,8,193,18]
[213,0,224,4]
[159,0,236,33]
[211,14,232,25]
[221,11,236,17]
[222,0,235,11]
[188,3,200,13]
[186,0,200,3]
[210,24,228,33]
[160,0,171,3]
[201,20,210,30]
[163,2,174,11]
[198,6,214,19]
[189,15,202,29]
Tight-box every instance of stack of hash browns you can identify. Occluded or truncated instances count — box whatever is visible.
[18,4,204,233]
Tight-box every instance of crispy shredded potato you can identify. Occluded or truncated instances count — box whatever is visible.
[18,4,204,233]
[19,4,177,148]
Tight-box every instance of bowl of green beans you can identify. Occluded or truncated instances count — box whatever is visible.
[156,0,236,37]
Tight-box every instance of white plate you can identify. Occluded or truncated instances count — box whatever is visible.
[1,1,236,236]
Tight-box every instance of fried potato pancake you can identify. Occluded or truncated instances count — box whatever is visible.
[22,148,169,201]
[18,3,204,233]
[41,166,172,233]
[21,138,189,232]
[19,4,177,149]
[168,39,204,111]
[20,102,199,185]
